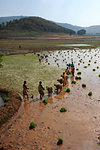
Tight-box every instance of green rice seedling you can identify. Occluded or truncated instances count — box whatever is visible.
[88,64,90,66]
[75,76,81,80]
[88,91,92,96]
[93,69,96,71]
[98,74,100,77]
[57,138,63,145]
[71,80,76,84]
[82,84,86,87]
[84,66,87,68]
[43,99,48,104]
[29,122,35,129]
[60,107,67,112]
[97,66,99,69]
[66,88,70,92]
[77,72,81,75]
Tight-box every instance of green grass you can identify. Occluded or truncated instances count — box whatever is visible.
[0,54,64,96]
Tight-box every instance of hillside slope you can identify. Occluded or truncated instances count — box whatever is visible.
[0,17,76,36]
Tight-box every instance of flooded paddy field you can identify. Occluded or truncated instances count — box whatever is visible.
[0,48,100,150]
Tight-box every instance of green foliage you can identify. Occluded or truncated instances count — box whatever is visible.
[82,84,86,87]
[88,91,92,96]
[43,99,48,104]
[57,138,63,145]
[71,80,76,84]
[29,122,35,129]
[66,88,70,92]
[60,107,67,112]
[99,74,100,77]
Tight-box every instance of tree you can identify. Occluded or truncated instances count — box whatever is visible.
[77,29,86,35]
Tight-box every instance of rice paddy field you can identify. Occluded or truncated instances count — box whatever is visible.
[0,36,100,150]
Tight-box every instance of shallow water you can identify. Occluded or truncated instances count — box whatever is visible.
[0,96,4,107]
[0,48,100,150]
[57,44,91,47]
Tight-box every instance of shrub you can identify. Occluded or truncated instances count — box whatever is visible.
[43,99,48,104]
[60,107,67,112]
[88,91,92,96]
[57,138,63,145]
[82,84,86,87]
[66,88,70,92]
[71,81,76,84]
[77,72,81,75]
[29,122,35,129]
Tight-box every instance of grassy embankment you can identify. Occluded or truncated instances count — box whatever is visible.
[0,54,64,96]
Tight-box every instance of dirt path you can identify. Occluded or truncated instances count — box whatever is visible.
[0,78,100,150]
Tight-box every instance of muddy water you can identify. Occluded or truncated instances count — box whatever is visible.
[0,48,100,150]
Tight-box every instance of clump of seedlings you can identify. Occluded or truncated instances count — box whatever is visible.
[98,74,100,77]
[66,88,70,92]
[76,68,79,71]
[84,66,87,68]
[82,84,86,87]
[77,72,81,75]
[97,66,99,69]
[57,138,63,145]
[88,91,92,96]
[43,99,48,104]
[29,122,35,129]
[72,80,76,84]
[60,107,67,112]
[75,76,81,80]
[93,69,96,71]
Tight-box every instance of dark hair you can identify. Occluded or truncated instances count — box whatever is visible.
[24,81,26,84]
[39,81,42,84]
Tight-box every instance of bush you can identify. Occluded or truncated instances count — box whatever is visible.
[60,107,67,112]
[29,122,35,129]
[66,88,70,92]
[43,99,48,104]
[57,138,63,145]
[88,91,92,96]
[71,81,76,84]
[82,84,86,87]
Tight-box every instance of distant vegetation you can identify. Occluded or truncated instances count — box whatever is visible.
[0,17,75,37]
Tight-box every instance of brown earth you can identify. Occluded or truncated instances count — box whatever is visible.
[0,78,100,150]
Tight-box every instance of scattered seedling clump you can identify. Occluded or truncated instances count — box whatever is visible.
[82,84,86,87]
[60,107,67,112]
[66,88,70,92]
[75,76,81,80]
[57,138,63,145]
[88,91,92,96]
[77,72,81,75]
[71,80,76,84]
[43,99,48,104]
[29,122,35,129]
